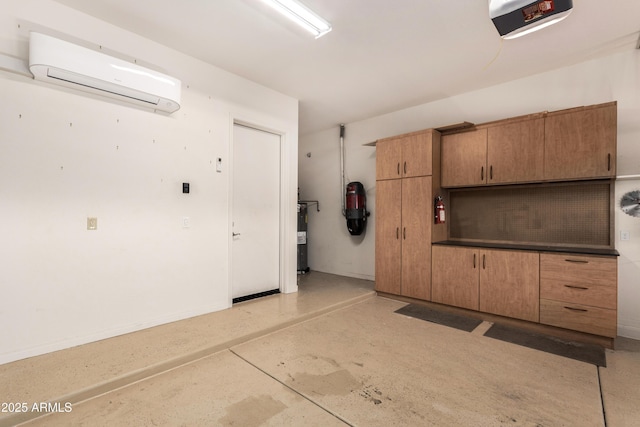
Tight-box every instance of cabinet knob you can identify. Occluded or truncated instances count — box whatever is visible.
[490,165,493,180]
[473,253,476,269]
[564,259,588,264]
[397,163,400,175]
[403,227,406,240]
[607,153,611,172]
[481,166,484,181]
[404,161,407,175]
[396,227,399,239]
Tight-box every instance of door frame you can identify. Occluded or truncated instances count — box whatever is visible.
[228,116,292,305]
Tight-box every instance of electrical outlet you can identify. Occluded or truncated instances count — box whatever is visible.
[620,230,630,241]
[182,217,190,228]
[87,217,97,230]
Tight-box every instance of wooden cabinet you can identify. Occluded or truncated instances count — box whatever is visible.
[441,129,487,187]
[432,246,479,310]
[441,118,545,188]
[376,131,432,180]
[540,253,617,337]
[375,180,402,295]
[544,102,616,180]
[432,246,539,322]
[479,250,540,322]
[375,177,432,299]
[400,177,432,300]
[375,129,439,300]
[441,102,616,187]
[487,118,544,184]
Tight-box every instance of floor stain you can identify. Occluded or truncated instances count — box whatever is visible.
[219,395,286,427]
[287,369,360,397]
[359,384,389,405]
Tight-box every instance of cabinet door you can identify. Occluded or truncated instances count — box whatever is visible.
[376,137,403,180]
[487,118,544,184]
[431,246,479,310]
[479,250,540,322]
[401,177,432,300]
[544,103,616,180]
[441,129,487,187]
[402,132,432,178]
[375,179,402,294]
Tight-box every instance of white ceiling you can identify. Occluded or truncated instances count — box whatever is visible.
[53,0,640,135]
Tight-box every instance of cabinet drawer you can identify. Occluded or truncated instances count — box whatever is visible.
[540,254,616,309]
[540,254,616,286]
[540,279,616,309]
[540,299,617,338]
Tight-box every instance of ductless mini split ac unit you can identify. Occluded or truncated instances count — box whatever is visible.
[29,32,181,113]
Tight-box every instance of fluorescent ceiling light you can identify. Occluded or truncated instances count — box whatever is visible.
[262,0,332,38]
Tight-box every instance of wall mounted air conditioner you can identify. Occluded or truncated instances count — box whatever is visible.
[29,32,181,113]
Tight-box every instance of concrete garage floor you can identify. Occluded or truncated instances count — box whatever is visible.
[2,272,639,426]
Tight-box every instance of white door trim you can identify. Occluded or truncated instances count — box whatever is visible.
[228,116,292,306]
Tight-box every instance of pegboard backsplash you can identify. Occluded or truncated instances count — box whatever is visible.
[449,181,612,247]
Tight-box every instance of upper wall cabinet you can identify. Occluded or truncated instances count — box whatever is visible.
[376,131,433,180]
[441,118,545,187]
[487,118,544,184]
[441,128,487,187]
[544,102,617,180]
[441,102,617,188]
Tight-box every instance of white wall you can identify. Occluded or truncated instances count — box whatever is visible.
[299,49,640,339]
[0,0,298,364]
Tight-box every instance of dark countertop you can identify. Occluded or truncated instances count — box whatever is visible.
[432,240,619,257]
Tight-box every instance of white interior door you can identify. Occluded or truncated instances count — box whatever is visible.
[232,123,281,300]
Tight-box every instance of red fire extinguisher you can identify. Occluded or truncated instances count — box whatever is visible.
[435,196,445,224]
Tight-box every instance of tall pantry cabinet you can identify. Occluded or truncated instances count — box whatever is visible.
[375,130,445,300]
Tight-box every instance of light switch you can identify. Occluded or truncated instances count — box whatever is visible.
[182,217,190,228]
[620,230,630,241]
[87,217,97,230]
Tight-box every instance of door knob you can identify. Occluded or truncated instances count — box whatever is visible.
[232,232,241,237]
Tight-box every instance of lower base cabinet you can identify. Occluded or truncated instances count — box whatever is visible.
[540,253,617,337]
[431,246,539,322]
[479,250,539,323]
[432,246,479,310]
[431,246,618,337]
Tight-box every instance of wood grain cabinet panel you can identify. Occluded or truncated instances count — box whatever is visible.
[376,137,403,180]
[479,250,540,322]
[441,129,487,187]
[401,177,432,300]
[374,179,402,295]
[403,132,432,178]
[432,246,479,310]
[544,102,617,180]
[540,299,617,338]
[487,118,544,184]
